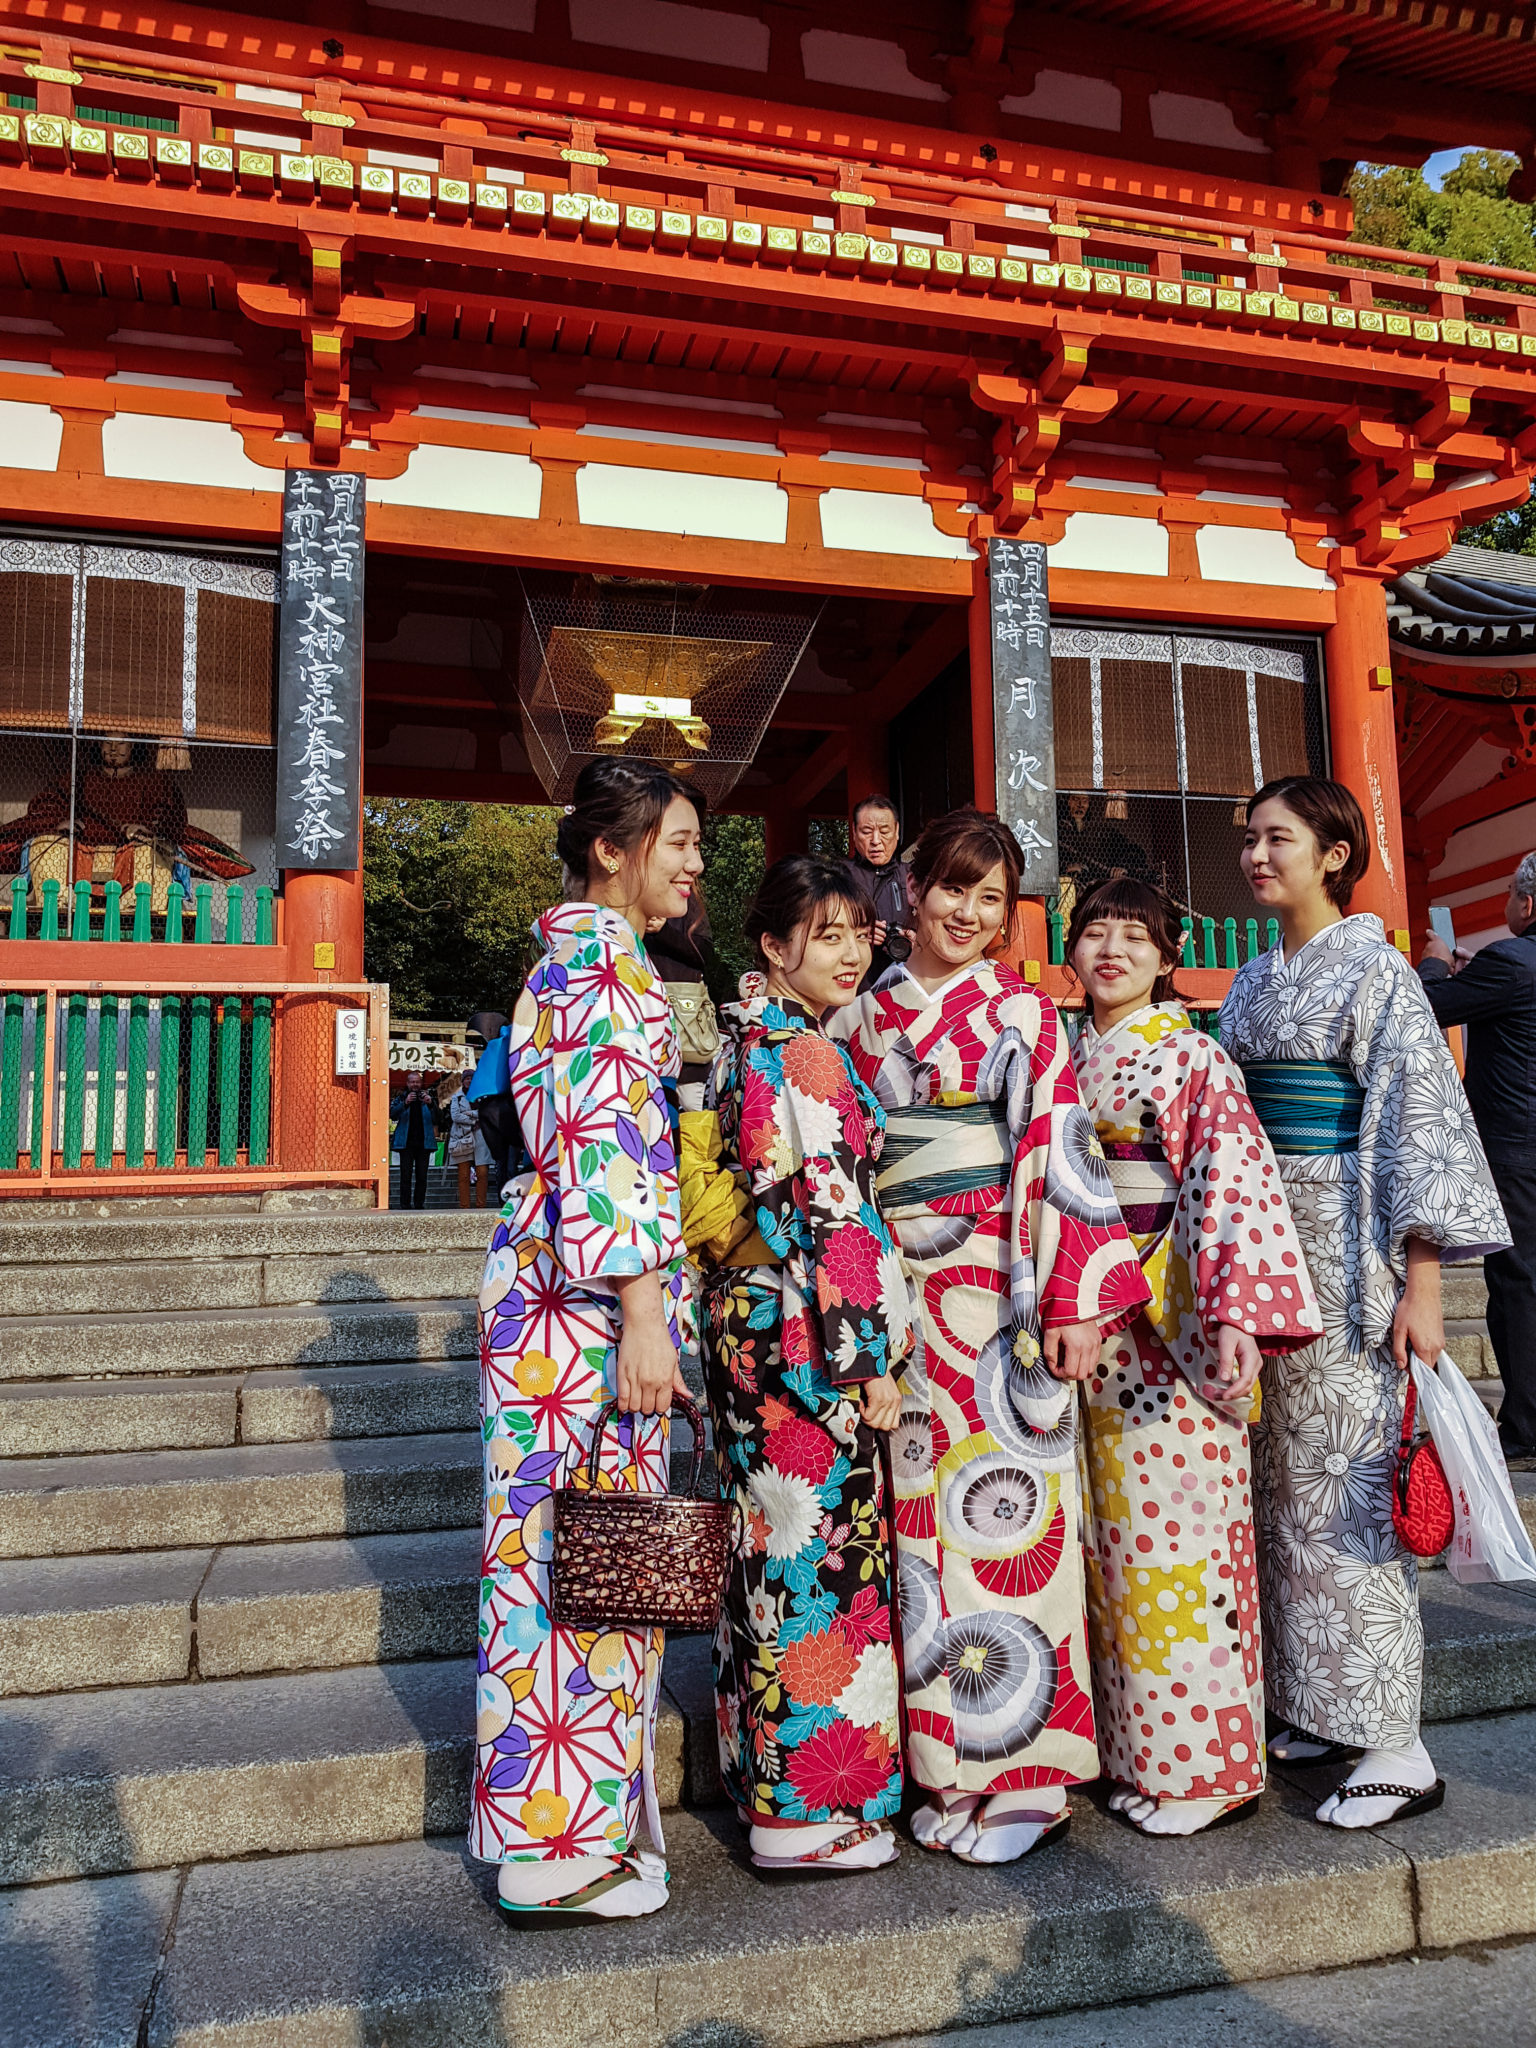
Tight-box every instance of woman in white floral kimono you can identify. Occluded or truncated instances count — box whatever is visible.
[1220,776,1508,1830]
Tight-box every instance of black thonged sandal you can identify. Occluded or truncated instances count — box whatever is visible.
[1322,1779,1447,1827]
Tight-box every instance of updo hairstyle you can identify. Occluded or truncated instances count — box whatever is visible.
[908,806,1023,936]
[555,758,703,894]
[743,855,876,969]
[1247,775,1369,910]
[1065,877,1186,1007]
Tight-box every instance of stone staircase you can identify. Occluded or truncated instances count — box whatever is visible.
[2,1222,1534,2048]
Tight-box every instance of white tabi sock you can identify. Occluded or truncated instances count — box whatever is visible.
[1318,1739,1437,1829]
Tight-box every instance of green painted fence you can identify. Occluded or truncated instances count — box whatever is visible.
[0,883,278,1175]
[1045,898,1280,969]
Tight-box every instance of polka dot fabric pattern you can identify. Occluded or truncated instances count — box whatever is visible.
[470,902,692,1868]
[1073,1004,1322,1805]
[832,963,1150,1796]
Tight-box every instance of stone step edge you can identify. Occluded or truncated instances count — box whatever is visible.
[0,1297,477,1335]
[33,1716,1536,2048]
[0,1660,688,1886]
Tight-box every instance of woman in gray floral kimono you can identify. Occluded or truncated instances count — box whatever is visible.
[1220,777,1508,1830]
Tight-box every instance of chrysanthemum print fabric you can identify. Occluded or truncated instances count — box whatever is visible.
[470,903,692,1866]
[700,993,910,1826]
[1220,915,1508,1748]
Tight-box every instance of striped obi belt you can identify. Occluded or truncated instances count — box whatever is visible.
[873,1094,1012,1215]
[1100,1140,1178,1237]
[1242,1059,1365,1156]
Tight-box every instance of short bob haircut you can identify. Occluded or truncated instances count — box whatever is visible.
[744,854,876,969]
[555,757,703,893]
[1246,775,1369,910]
[1065,877,1186,1009]
[908,806,1023,938]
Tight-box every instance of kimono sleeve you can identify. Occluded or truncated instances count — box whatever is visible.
[1148,1033,1323,1384]
[544,941,683,1284]
[738,1028,911,1384]
[1011,992,1150,1337]
[1351,946,1509,1274]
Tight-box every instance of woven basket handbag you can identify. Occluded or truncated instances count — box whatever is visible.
[1391,1376,1456,1559]
[550,1394,734,1632]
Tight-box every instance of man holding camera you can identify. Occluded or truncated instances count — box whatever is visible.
[847,794,913,992]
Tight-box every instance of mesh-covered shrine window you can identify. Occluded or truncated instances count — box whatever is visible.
[1051,624,1324,929]
[0,537,279,937]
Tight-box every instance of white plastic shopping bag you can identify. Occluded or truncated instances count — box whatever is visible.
[1410,1352,1536,1588]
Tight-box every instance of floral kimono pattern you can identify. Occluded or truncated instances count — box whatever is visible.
[470,902,692,1867]
[1072,1004,1323,1804]
[831,964,1149,1795]
[1220,915,1508,1749]
[699,992,912,1829]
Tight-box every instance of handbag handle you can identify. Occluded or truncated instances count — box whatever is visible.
[582,1391,712,1497]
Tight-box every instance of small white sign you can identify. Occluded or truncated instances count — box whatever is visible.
[334,1008,368,1075]
[388,1039,473,1074]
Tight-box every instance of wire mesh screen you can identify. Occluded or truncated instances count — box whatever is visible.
[1051,624,1325,929]
[516,576,819,804]
[0,535,279,941]
[0,733,277,940]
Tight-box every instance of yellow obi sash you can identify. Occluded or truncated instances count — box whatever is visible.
[874,1094,1011,1216]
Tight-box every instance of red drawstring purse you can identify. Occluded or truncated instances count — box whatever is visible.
[1391,1376,1455,1559]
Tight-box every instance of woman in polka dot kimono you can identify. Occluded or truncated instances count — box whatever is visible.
[1068,878,1322,1836]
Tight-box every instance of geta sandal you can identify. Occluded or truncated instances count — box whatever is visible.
[950,1807,1071,1865]
[749,1821,899,1873]
[1322,1778,1446,1828]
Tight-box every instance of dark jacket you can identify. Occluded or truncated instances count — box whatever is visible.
[1419,922,1536,1167]
[847,854,912,991]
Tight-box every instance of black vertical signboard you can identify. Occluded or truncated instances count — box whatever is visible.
[988,537,1058,895]
[276,470,366,871]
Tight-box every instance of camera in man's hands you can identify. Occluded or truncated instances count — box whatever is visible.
[883,926,912,964]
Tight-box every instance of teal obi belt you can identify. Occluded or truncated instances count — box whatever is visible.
[875,1096,1011,1208]
[1242,1059,1365,1155]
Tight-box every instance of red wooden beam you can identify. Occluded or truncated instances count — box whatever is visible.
[1419,764,1536,840]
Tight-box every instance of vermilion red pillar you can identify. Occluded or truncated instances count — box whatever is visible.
[279,867,368,1175]
[1324,576,1410,941]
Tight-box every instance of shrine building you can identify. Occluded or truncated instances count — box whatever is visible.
[2,0,1536,1199]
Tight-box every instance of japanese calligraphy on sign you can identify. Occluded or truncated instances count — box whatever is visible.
[988,537,1058,894]
[276,470,365,871]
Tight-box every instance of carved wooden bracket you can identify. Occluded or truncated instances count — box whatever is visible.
[967,341,1117,533]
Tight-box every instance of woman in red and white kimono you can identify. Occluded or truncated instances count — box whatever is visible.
[830,808,1148,1863]
[1067,878,1322,1835]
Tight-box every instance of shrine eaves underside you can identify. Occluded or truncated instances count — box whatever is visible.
[0,0,1535,928]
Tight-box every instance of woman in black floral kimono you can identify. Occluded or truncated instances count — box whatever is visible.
[697,857,913,1875]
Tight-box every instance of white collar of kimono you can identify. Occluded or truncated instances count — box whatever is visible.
[1081,1001,1189,1050]
[1270,910,1383,971]
[896,960,986,1005]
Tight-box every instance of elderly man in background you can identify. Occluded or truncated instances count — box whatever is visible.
[847,794,912,991]
[1421,851,1536,1460]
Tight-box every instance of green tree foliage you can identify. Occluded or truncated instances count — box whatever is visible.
[1347,150,1536,272]
[1348,153,1536,555]
[697,810,765,1000]
[362,799,562,1020]
[363,796,785,1018]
